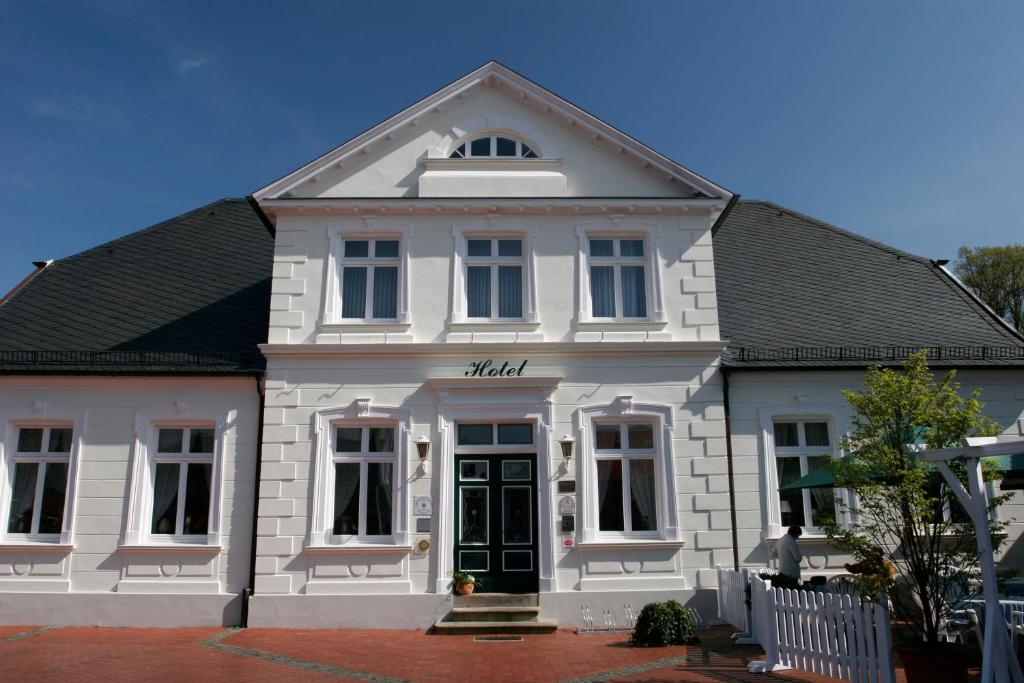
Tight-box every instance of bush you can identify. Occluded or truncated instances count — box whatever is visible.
[630,600,698,647]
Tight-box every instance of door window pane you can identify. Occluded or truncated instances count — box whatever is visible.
[459,550,488,571]
[157,428,183,453]
[502,487,531,544]
[497,266,522,318]
[335,427,362,452]
[627,424,654,450]
[189,428,215,454]
[504,550,532,571]
[590,266,616,317]
[38,462,68,534]
[368,427,395,453]
[502,460,531,481]
[621,265,647,317]
[7,462,38,533]
[497,423,532,445]
[775,458,805,527]
[343,240,369,258]
[773,423,799,447]
[151,463,180,534]
[466,266,491,317]
[457,424,493,446]
[589,239,614,257]
[332,463,361,535]
[629,459,657,531]
[497,239,522,257]
[341,267,367,318]
[597,460,624,531]
[594,424,621,450]
[366,462,393,536]
[183,463,212,535]
[17,428,43,453]
[460,461,488,481]
[804,422,830,447]
[372,266,398,319]
[48,428,73,453]
[460,487,488,544]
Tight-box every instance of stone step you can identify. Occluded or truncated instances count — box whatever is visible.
[431,618,559,635]
[453,592,539,608]
[451,606,540,622]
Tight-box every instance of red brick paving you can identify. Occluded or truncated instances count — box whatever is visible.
[0,624,915,683]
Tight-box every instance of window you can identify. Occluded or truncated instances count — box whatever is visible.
[593,422,659,534]
[456,423,534,447]
[6,426,72,536]
[587,237,649,319]
[773,420,836,530]
[464,238,524,320]
[339,238,401,321]
[150,427,214,537]
[331,425,395,538]
[449,135,538,159]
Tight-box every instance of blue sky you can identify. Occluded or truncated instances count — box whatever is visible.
[1,1,1022,293]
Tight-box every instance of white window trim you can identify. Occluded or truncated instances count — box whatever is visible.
[328,424,398,542]
[447,133,541,159]
[759,405,851,540]
[309,401,411,548]
[124,407,228,547]
[575,220,667,325]
[429,117,560,160]
[575,397,680,544]
[0,406,84,546]
[451,220,539,326]
[323,220,412,326]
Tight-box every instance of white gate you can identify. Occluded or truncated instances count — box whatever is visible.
[715,565,750,634]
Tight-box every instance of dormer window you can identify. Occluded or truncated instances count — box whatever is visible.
[449,135,538,159]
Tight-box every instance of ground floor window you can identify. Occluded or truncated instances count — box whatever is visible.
[151,427,214,537]
[332,425,395,538]
[772,419,836,530]
[6,425,73,536]
[594,421,659,534]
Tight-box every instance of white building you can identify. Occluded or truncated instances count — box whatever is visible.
[0,62,1021,628]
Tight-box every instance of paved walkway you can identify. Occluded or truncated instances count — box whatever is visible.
[0,624,893,682]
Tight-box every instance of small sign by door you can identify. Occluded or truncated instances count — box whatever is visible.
[558,495,576,515]
[563,538,574,548]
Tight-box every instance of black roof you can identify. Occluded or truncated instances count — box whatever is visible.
[715,200,1024,368]
[1,196,1021,374]
[0,198,273,373]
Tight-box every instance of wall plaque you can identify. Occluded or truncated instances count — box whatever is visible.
[558,496,576,515]
[557,480,576,494]
[416,518,431,533]
[414,497,432,515]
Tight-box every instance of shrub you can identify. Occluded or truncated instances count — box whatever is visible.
[630,600,698,647]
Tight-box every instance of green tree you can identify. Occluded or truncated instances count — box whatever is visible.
[823,351,1008,643]
[954,245,1024,334]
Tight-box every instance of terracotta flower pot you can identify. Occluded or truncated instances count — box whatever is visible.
[456,581,475,596]
[897,642,972,683]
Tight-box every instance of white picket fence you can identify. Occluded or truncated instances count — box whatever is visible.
[716,566,895,683]
[716,565,751,635]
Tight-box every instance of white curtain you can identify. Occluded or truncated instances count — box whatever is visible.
[590,266,615,317]
[629,459,657,531]
[341,267,367,318]
[621,265,647,317]
[332,463,360,535]
[151,463,179,534]
[498,266,522,318]
[372,266,397,319]
[8,463,38,533]
[466,266,491,317]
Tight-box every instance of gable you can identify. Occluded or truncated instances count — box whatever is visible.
[254,62,730,201]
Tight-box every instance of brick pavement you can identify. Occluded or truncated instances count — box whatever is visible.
[0,623,913,683]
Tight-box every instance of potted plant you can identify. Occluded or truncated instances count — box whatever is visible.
[452,570,478,596]
[822,352,1007,683]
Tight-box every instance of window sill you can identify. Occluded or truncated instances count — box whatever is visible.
[305,543,413,555]
[0,541,74,553]
[575,539,685,551]
[763,533,835,545]
[118,543,223,555]
[448,321,541,331]
[321,322,412,332]
[576,320,668,330]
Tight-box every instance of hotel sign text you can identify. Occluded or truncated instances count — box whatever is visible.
[464,359,528,378]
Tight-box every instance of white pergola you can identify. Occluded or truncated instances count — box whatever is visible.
[912,436,1024,683]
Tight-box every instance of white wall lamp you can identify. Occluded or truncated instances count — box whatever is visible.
[559,435,576,462]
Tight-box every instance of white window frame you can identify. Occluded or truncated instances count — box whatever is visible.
[329,424,397,542]
[447,133,541,159]
[451,221,539,326]
[575,397,680,544]
[463,237,526,321]
[592,421,661,537]
[759,405,849,539]
[575,221,667,325]
[309,401,411,548]
[323,221,411,326]
[124,407,227,547]
[770,418,841,535]
[148,426,217,539]
[0,407,83,546]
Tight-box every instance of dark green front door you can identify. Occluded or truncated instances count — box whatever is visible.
[453,453,538,593]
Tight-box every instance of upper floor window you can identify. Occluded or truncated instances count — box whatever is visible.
[588,237,649,319]
[449,135,538,159]
[151,427,215,537]
[772,419,836,531]
[6,425,73,536]
[465,238,524,320]
[340,238,401,321]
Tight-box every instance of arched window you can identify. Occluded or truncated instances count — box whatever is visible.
[449,134,539,159]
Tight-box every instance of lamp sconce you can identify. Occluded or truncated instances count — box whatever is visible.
[559,435,576,462]
[415,436,430,461]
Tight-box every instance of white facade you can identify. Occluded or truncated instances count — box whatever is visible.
[0,376,258,626]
